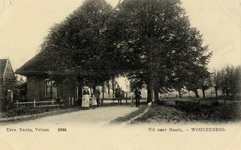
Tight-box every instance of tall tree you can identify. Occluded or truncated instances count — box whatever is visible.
[233,66,241,96]
[38,0,212,103]
[218,65,241,97]
[39,0,115,87]
[112,0,212,102]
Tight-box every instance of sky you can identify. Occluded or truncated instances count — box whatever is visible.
[0,0,240,73]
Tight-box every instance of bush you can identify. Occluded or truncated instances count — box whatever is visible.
[1,96,17,112]
[3,101,16,112]
[176,102,241,122]
[175,101,200,112]
[211,101,221,107]
[4,106,50,118]
[58,98,71,109]
[156,99,166,105]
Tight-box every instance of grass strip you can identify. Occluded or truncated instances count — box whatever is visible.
[109,106,147,124]
[0,107,83,124]
[130,102,241,125]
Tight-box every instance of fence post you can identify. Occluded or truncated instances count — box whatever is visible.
[16,100,18,107]
[69,97,71,106]
[72,97,74,106]
[131,95,133,107]
[34,99,36,107]
[52,99,54,106]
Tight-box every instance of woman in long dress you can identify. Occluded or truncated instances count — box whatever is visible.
[82,88,90,108]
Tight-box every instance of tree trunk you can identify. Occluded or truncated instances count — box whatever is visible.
[93,80,97,92]
[215,87,218,97]
[101,83,105,105]
[107,80,110,96]
[202,89,205,98]
[194,89,199,98]
[126,92,127,105]
[147,85,152,103]
[147,77,154,103]
[154,85,159,101]
[153,75,160,101]
[178,90,182,98]
[112,76,115,103]
[0,79,3,112]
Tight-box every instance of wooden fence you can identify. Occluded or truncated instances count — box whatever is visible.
[15,99,58,107]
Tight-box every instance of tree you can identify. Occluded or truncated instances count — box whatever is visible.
[212,69,222,97]
[38,0,212,103]
[217,65,241,98]
[184,65,210,98]
[219,65,233,96]
[39,0,115,87]
[113,0,212,102]
[200,74,212,98]
[233,66,241,96]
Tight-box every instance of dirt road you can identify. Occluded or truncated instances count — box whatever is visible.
[0,106,142,150]
[0,105,239,150]
[0,105,138,127]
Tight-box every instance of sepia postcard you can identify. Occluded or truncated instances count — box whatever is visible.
[0,0,240,149]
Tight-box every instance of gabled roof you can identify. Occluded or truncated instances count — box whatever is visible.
[0,59,7,78]
[15,50,50,76]
[0,58,15,80]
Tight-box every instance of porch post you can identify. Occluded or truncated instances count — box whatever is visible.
[11,90,13,102]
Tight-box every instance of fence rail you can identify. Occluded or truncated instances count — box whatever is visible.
[15,99,58,107]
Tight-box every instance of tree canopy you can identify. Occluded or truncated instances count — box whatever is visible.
[38,0,212,101]
[111,0,212,101]
[40,0,116,85]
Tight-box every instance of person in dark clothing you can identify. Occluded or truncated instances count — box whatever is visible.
[94,88,100,107]
[134,88,141,107]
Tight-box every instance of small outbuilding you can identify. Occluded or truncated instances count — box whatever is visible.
[0,58,16,110]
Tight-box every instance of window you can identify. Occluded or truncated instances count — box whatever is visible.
[45,79,57,99]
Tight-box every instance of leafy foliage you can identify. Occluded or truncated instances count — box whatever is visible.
[113,0,212,100]
[40,0,116,86]
[212,65,241,98]
[37,0,212,100]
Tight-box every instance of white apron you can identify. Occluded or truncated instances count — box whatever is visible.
[82,95,90,107]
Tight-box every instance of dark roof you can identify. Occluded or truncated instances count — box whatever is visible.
[15,51,50,76]
[0,59,7,78]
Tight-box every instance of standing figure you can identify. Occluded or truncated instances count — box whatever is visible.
[82,87,90,108]
[90,94,97,108]
[115,86,124,105]
[94,88,100,107]
[134,88,141,107]
[115,86,121,105]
